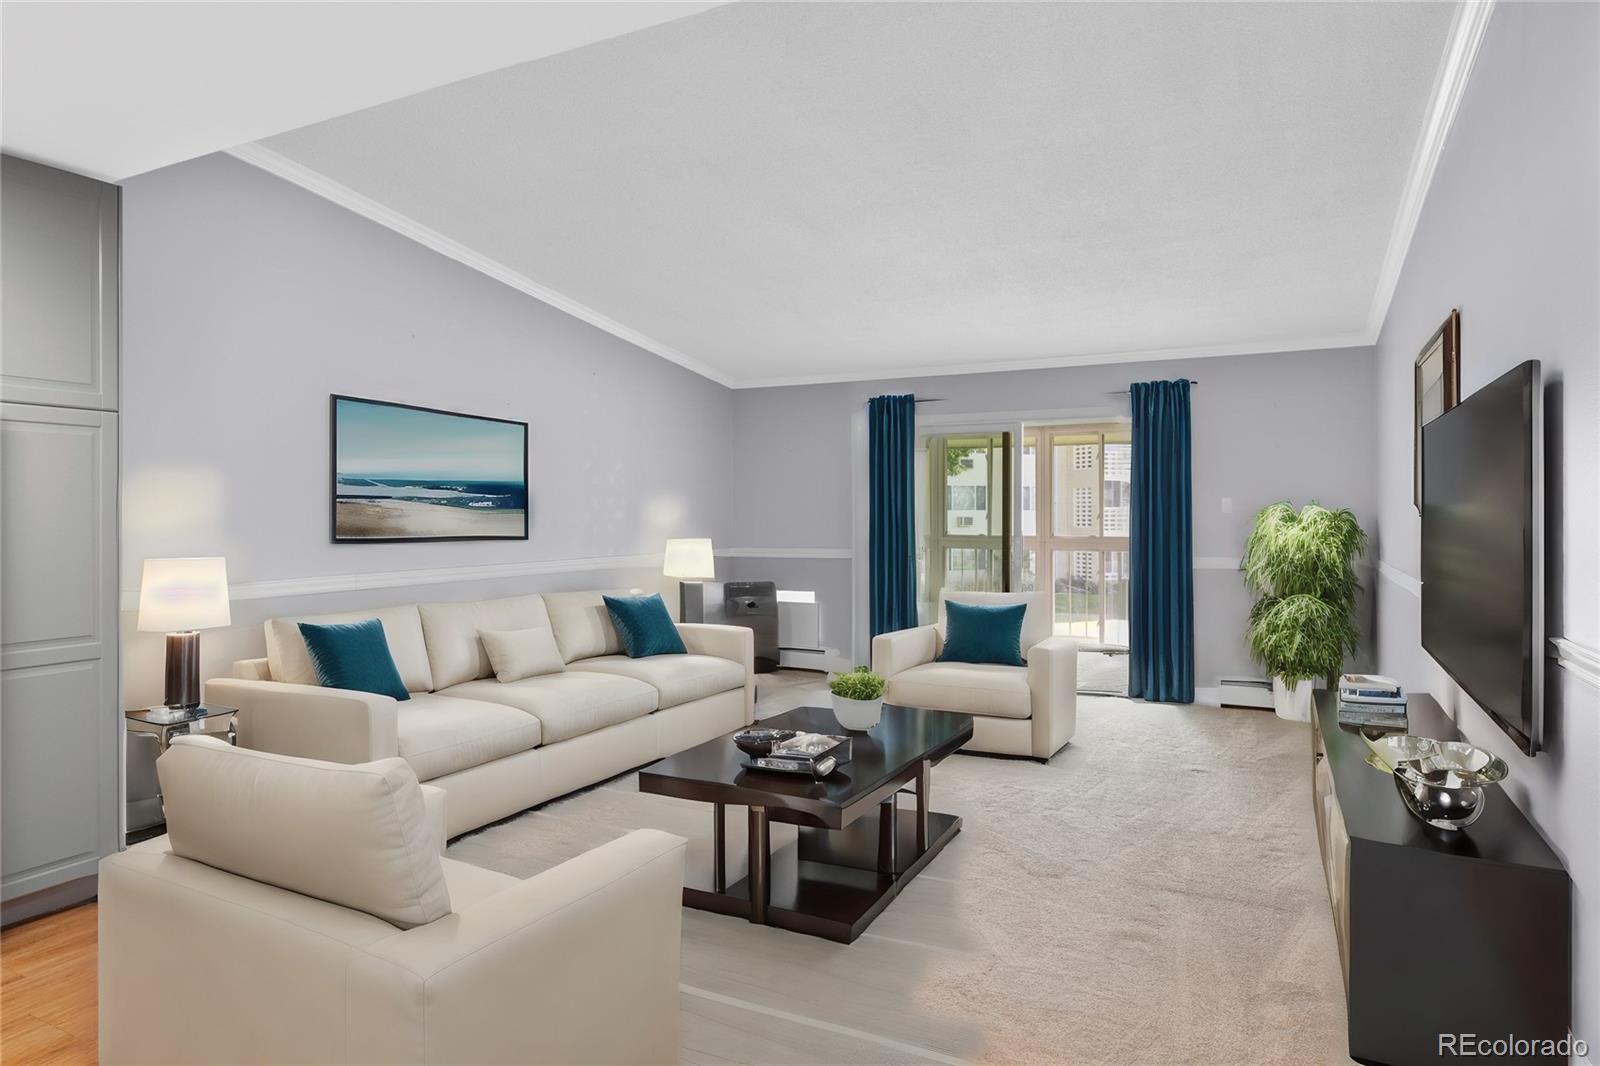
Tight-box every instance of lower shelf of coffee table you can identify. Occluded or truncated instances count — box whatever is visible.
[684,808,960,943]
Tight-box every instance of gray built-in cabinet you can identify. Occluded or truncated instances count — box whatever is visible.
[1,154,121,923]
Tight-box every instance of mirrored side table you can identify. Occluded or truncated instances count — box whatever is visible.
[125,703,238,844]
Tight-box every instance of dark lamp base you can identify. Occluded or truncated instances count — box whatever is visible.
[163,630,202,709]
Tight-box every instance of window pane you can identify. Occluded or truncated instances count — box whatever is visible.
[945,547,1003,593]
[944,440,991,537]
[1103,435,1131,538]
[1053,434,1099,537]
[1103,550,1129,647]
[1021,440,1037,537]
[1019,548,1037,592]
[1052,549,1100,636]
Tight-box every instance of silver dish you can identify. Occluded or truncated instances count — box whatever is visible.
[1364,734,1509,831]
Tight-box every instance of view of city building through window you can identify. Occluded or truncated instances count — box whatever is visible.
[921,433,1009,611]
[1023,425,1131,646]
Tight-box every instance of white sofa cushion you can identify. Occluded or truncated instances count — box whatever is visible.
[418,595,553,690]
[396,694,544,781]
[885,661,1032,719]
[266,604,435,693]
[443,672,656,743]
[479,626,565,683]
[938,591,1053,659]
[543,589,636,664]
[578,654,745,710]
[156,736,450,928]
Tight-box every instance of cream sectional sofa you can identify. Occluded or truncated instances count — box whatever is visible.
[205,589,754,837]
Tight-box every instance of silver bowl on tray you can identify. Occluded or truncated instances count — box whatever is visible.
[1364,734,1509,831]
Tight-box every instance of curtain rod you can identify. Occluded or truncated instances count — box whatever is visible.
[1107,380,1199,395]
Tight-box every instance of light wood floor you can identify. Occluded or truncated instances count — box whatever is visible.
[1,903,97,1066]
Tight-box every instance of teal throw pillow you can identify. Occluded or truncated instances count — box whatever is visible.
[937,600,1028,667]
[297,618,410,701]
[603,593,687,658]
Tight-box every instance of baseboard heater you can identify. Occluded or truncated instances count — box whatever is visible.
[1213,676,1273,710]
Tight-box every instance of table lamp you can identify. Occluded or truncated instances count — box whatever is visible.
[137,557,231,718]
[663,538,715,620]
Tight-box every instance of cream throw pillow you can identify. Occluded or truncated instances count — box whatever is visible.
[479,626,566,683]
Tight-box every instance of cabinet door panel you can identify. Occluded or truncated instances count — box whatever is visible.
[0,405,115,670]
[1,660,116,898]
[0,155,119,410]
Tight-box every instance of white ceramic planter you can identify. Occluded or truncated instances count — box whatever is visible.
[1272,677,1315,722]
[831,693,884,731]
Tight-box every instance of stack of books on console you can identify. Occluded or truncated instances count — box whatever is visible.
[1337,674,1407,729]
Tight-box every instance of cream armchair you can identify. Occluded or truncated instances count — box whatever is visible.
[872,591,1077,761]
[99,737,685,1065]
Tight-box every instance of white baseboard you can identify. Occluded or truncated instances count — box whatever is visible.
[778,648,852,674]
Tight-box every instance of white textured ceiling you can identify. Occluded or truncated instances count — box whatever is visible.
[256,2,1459,387]
[0,2,723,181]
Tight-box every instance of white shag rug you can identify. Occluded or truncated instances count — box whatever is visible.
[448,696,1350,1064]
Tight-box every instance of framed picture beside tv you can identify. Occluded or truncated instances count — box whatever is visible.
[1413,308,1461,513]
[330,394,529,542]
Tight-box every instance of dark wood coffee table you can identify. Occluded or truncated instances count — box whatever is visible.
[638,703,973,943]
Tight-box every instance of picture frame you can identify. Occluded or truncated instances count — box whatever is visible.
[330,394,529,543]
[1414,309,1461,514]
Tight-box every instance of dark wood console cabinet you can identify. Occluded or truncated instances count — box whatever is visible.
[1311,691,1571,1065]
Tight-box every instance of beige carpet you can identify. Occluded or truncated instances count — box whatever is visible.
[448,696,1350,1064]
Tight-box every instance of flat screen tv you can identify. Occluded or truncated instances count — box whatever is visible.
[1421,360,1543,754]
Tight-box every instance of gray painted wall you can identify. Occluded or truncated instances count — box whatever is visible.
[1371,2,1599,1042]
[122,158,1378,703]
[728,345,1379,683]
[119,153,736,705]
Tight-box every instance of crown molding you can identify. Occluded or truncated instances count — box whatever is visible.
[224,143,736,388]
[740,336,1375,390]
[1364,0,1495,341]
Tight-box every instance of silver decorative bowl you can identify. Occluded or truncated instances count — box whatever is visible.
[1365,735,1509,831]
[732,728,797,758]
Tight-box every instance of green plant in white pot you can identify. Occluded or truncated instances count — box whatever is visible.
[829,667,887,731]
[1242,502,1367,721]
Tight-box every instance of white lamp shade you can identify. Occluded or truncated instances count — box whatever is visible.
[662,538,715,580]
[137,557,231,632]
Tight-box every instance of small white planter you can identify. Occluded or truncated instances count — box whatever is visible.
[831,694,884,731]
[1273,677,1315,722]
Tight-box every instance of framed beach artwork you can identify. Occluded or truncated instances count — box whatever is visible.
[330,395,529,542]
[1413,309,1461,514]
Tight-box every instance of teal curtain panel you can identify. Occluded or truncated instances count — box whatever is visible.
[869,394,918,637]
[1128,380,1195,703]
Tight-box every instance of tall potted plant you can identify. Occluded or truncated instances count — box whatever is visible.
[1242,502,1368,721]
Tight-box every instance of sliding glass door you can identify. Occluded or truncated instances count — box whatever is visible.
[1021,424,1131,647]
[916,421,1128,647]
[918,431,1015,620]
